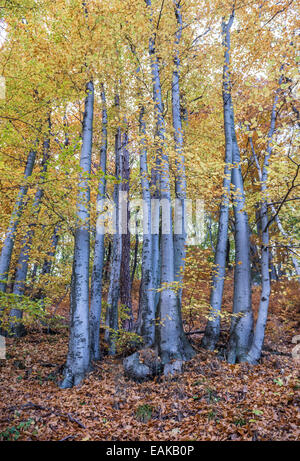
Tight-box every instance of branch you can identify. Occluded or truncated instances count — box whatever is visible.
[263,163,300,232]
[261,0,294,28]
[8,402,86,429]
[156,0,165,32]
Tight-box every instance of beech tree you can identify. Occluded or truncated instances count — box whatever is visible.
[60,81,94,388]
[104,92,123,356]
[144,0,195,366]
[136,104,156,347]
[0,145,37,293]
[89,85,107,361]
[120,125,133,331]
[201,12,234,351]
[9,117,51,337]
[0,0,298,389]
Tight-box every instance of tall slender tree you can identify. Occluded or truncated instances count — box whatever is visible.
[0,144,37,293]
[246,75,283,363]
[9,119,51,337]
[136,105,155,346]
[60,80,94,388]
[201,12,234,351]
[227,71,253,363]
[120,125,133,331]
[105,93,122,356]
[172,0,186,304]
[89,85,107,361]
[145,0,195,366]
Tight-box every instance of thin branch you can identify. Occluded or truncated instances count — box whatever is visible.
[264,164,300,232]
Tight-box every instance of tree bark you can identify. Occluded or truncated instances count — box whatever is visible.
[60,81,94,388]
[89,84,107,361]
[172,0,186,304]
[247,77,283,363]
[130,223,139,285]
[145,0,195,366]
[103,239,111,282]
[201,14,234,351]
[9,119,51,337]
[0,144,37,293]
[224,10,253,364]
[41,223,60,278]
[227,107,253,363]
[104,93,122,356]
[136,105,155,346]
[120,126,133,332]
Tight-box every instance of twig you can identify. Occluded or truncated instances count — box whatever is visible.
[185,329,205,335]
[263,163,299,232]
[186,328,226,336]
[8,402,86,429]
[59,435,76,441]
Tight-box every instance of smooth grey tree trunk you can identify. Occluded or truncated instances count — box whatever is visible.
[129,44,155,345]
[136,105,155,346]
[60,81,94,388]
[89,85,107,361]
[104,93,122,356]
[247,78,283,363]
[202,14,234,351]
[150,156,161,316]
[0,145,37,293]
[250,237,261,284]
[246,199,270,364]
[172,0,186,304]
[227,106,253,363]
[225,10,253,364]
[145,0,195,365]
[120,127,133,331]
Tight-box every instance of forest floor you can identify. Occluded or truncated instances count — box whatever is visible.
[0,278,299,441]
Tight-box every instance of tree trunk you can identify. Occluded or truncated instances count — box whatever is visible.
[172,0,186,304]
[60,81,94,388]
[130,225,139,285]
[41,223,60,277]
[201,14,234,351]
[9,120,51,337]
[145,0,195,366]
[150,156,161,319]
[227,106,253,363]
[129,43,155,344]
[0,144,37,293]
[247,75,283,363]
[219,9,254,364]
[89,85,107,361]
[246,199,270,363]
[136,105,155,346]
[120,126,133,331]
[103,239,111,282]
[104,93,122,356]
